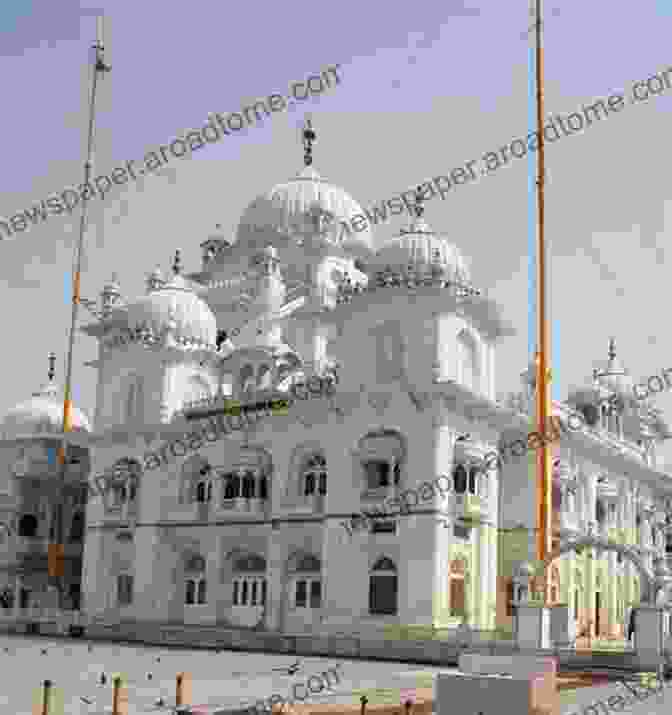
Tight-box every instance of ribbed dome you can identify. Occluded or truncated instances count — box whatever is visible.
[369,216,471,283]
[125,273,217,347]
[236,166,374,257]
[1,381,91,439]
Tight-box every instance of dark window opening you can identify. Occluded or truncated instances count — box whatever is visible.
[364,460,391,489]
[18,514,38,538]
[371,521,396,534]
[310,580,322,609]
[242,471,256,499]
[224,474,241,500]
[296,580,307,608]
[453,465,467,494]
[468,467,478,495]
[69,512,84,542]
[185,580,195,605]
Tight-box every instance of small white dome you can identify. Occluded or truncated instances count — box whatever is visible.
[236,166,374,257]
[593,339,635,402]
[125,273,217,347]
[369,215,471,283]
[1,381,91,439]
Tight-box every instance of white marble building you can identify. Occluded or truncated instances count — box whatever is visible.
[2,126,672,641]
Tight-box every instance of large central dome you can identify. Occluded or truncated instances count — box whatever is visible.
[236,166,374,258]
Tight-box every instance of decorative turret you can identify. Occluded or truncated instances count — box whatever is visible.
[303,118,316,167]
[146,266,165,294]
[250,245,286,318]
[100,273,123,318]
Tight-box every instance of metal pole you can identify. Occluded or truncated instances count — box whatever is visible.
[534,0,552,605]
[41,679,52,715]
[53,17,111,608]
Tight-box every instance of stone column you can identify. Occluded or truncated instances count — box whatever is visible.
[488,467,499,630]
[12,574,20,618]
[266,525,284,631]
[586,473,598,530]
[479,522,488,628]
[471,529,479,627]
[608,551,618,636]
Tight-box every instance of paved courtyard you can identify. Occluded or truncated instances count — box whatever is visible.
[0,635,449,715]
[4,634,672,715]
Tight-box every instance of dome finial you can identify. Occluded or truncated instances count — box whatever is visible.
[47,352,56,382]
[303,118,316,167]
[608,337,616,361]
[172,249,182,276]
[413,186,425,218]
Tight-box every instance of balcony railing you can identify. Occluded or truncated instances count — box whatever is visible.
[218,497,268,514]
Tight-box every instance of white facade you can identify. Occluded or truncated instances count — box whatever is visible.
[2,138,672,640]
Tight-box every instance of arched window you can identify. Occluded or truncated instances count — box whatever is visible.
[18,514,38,538]
[180,458,212,504]
[358,430,404,491]
[117,574,133,606]
[289,553,322,609]
[302,454,327,497]
[453,464,467,494]
[596,499,606,524]
[124,376,145,424]
[223,472,241,500]
[257,365,272,390]
[69,511,84,542]
[184,554,206,605]
[369,557,397,615]
[457,329,479,394]
[240,364,255,394]
[242,470,256,499]
[506,578,515,616]
[468,467,478,495]
[232,553,267,607]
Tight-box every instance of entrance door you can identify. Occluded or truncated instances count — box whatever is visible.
[450,578,465,617]
[595,591,601,636]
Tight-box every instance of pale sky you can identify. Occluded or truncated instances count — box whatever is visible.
[2,0,672,465]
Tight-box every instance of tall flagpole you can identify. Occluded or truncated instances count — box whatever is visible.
[534,0,553,605]
[50,17,111,606]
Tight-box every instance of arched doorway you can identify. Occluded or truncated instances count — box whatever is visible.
[449,558,467,619]
[540,533,656,650]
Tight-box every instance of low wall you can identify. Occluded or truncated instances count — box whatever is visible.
[0,618,657,674]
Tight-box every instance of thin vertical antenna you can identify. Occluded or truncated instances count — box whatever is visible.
[53,15,111,607]
[534,0,552,605]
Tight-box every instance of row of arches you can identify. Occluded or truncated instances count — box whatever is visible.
[16,512,84,542]
[178,429,408,508]
[116,552,400,616]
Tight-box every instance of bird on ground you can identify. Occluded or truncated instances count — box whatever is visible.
[40,648,47,655]
[99,672,107,686]
[147,672,153,681]
[273,660,302,676]
[80,696,94,705]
